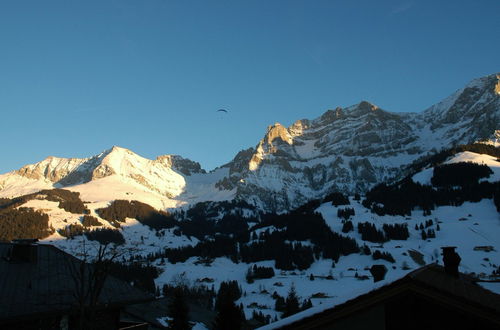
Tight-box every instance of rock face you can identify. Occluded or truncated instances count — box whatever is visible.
[1,73,499,211]
[217,73,500,211]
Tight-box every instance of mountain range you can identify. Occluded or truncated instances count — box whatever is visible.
[1,73,499,212]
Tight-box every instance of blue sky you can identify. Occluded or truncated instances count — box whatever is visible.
[0,0,499,173]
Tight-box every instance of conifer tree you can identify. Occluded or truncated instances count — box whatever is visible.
[362,244,371,255]
[421,230,427,240]
[301,299,313,311]
[212,295,244,330]
[213,282,244,330]
[282,284,300,317]
[168,287,190,330]
[274,295,286,312]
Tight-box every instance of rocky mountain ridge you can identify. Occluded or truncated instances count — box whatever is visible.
[1,73,499,211]
[219,73,500,210]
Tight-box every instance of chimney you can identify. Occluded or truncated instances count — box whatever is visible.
[441,246,461,277]
[9,239,39,263]
[370,264,388,282]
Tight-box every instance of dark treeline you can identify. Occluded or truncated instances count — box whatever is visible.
[97,199,257,238]
[162,282,216,310]
[372,250,395,263]
[363,180,434,216]
[108,261,160,293]
[431,162,492,186]
[0,189,92,241]
[58,224,125,245]
[40,189,89,214]
[213,280,245,330]
[274,284,312,318]
[357,222,409,243]
[160,212,359,270]
[0,207,53,241]
[163,235,238,264]
[215,280,241,310]
[0,189,93,242]
[176,199,260,241]
[408,143,500,175]
[177,213,251,241]
[0,189,88,214]
[246,264,275,283]
[495,186,500,212]
[421,229,436,240]
[0,197,24,210]
[363,162,500,216]
[342,220,354,233]
[156,209,359,270]
[358,222,387,243]
[185,199,257,221]
[96,200,176,230]
[81,215,102,227]
[337,207,355,220]
[382,223,409,240]
[84,228,125,245]
[240,238,315,270]
[293,192,350,214]
[248,210,359,266]
[323,192,350,206]
[58,223,85,239]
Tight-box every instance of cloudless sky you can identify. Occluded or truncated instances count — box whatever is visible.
[0,0,499,173]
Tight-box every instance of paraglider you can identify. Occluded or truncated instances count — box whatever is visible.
[217,109,228,113]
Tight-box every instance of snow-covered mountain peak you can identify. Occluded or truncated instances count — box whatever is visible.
[92,146,139,178]
[420,73,500,145]
[423,73,499,117]
[1,146,214,205]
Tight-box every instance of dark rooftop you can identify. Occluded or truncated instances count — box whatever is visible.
[272,263,500,329]
[0,242,154,322]
[405,263,500,314]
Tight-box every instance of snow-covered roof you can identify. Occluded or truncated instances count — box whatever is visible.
[260,264,500,329]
